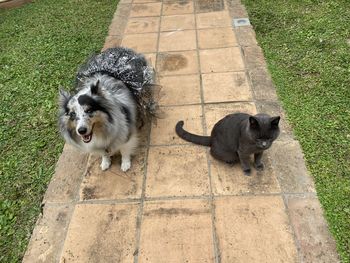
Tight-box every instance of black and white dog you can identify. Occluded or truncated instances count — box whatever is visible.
[58,47,154,171]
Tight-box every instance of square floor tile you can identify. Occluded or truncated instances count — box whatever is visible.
[121,33,158,53]
[196,11,232,29]
[202,72,252,103]
[210,154,281,195]
[146,146,210,197]
[204,103,257,134]
[159,74,201,105]
[157,51,199,75]
[162,1,194,15]
[133,0,161,3]
[79,148,147,201]
[130,3,162,17]
[150,105,203,145]
[200,47,244,73]
[215,196,298,263]
[159,30,197,52]
[60,203,139,262]
[286,195,340,263]
[198,27,237,49]
[139,199,214,262]
[125,17,160,34]
[160,14,195,31]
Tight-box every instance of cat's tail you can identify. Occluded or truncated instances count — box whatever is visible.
[175,121,211,146]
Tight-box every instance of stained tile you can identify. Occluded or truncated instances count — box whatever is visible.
[199,47,244,73]
[130,3,162,17]
[44,144,88,203]
[79,148,147,200]
[160,14,195,31]
[159,30,197,52]
[125,17,160,34]
[157,50,198,75]
[121,33,158,53]
[150,105,203,145]
[146,146,210,197]
[159,74,201,105]
[60,204,138,263]
[196,11,231,29]
[162,1,194,15]
[210,154,280,195]
[198,27,237,49]
[215,196,298,262]
[139,199,214,262]
[202,72,252,103]
[23,204,73,263]
[286,195,340,263]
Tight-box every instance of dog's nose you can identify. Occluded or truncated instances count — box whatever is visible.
[78,127,87,135]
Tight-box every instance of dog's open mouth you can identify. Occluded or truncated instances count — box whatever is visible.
[82,133,92,143]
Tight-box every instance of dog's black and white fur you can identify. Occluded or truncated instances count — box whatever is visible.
[59,74,138,171]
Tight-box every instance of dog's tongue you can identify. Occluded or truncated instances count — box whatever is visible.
[82,134,92,143]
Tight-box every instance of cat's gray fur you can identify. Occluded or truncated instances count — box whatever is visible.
[176,113,280,175]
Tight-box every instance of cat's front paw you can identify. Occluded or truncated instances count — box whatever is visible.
[121,160,131,172]
[101,157,112,171]
[243,168,251,176]
[255,162,264,171]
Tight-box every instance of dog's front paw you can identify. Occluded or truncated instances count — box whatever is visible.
[255,162,264,171]
[243,168,251,176]
[101,157,111,171]
[121,160,131,172]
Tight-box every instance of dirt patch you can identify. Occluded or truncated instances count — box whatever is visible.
[0,0,32,9]
[159,53,188,71]
[144,207,210,217]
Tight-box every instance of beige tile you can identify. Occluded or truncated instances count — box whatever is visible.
[200,47,245,73]
[125,17,160,34]
[210,155,281,195]
[194,0,226,13]
[159,74,201,105]
[103,36,122,51]
[144,53,157,69]
[196,11,232,29]
[204,103,257,134]
[157,51,198,75]
[202,72,252,103]
[130,3,162,17]
[44,144,88,203]
[198,27,237,49]
[133,0,161,3]
[79,148,147,200]
[160,14,195,31]
[23,204,73,263]
[150,105,203,145]
[162,1,194,15]
[286,195,340,263]
[146,146,210,197]
[60,203,138,263]
[139,199,214,262]
[121,33,158,53]
[215,196,298,263]
[159,30,197,52]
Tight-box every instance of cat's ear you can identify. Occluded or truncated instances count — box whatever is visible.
[249,116,259,130]
[270,116,280,128]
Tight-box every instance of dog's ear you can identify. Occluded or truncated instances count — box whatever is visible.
[58,88,71,110]
[90,80,100,95]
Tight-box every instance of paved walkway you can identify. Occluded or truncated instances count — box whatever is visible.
[24,0,339,262]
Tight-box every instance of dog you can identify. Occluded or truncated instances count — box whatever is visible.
[58,47,154,171]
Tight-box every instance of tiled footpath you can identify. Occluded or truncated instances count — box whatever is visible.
[23,0,340,262]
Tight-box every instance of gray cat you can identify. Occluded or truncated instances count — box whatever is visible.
[175,113,280,175]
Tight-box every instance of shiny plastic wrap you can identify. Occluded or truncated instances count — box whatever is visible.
[76,47,159,120]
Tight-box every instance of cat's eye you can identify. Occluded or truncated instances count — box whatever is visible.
[69,112,76,120]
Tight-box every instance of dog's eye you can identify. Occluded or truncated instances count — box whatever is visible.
[69,112,76,120]
[86,109,93,114]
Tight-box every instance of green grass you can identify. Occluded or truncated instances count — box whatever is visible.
[0,0,117,261]
[242,0,350,261]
